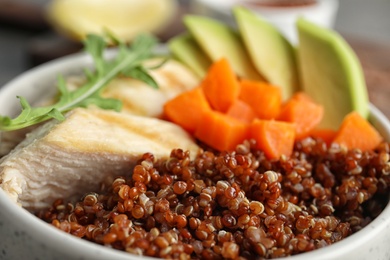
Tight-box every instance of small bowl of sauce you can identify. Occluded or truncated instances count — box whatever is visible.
[244,0,317,7]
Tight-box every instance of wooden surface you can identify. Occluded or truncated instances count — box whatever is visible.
[346,36,390,118]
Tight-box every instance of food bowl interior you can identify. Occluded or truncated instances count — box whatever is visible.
[1,48,390,260]
[0,49,164,260]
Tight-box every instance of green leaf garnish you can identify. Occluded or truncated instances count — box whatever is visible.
[0,33,159,131]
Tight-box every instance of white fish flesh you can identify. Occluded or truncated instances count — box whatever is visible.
[0,59,200,157]
[0,108,199,211]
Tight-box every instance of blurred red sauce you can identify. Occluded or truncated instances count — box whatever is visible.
[245,0,316,7]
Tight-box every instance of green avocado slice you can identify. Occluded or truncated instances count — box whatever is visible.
[168,33,211,78]
[233,7,299,100]
[297,18,369,129]
[184,15,264,81]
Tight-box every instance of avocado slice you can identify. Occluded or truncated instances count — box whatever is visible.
[184,15,264,81]
[168,33,212,78]
[233,7,299,100]
[297,18,369,129]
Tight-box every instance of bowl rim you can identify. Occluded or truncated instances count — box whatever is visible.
[0,47,390,260]
[191,0,339,15]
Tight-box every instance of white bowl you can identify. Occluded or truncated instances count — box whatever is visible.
[189,0,339,43]
[1,50,390,260]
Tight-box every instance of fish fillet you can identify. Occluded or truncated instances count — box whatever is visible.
[102,58,199,117]
[0,108,199,211]
[0,59,200,158]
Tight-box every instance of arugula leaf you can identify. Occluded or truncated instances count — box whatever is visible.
[0,34,159,131]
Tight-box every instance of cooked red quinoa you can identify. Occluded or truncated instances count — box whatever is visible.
[37,138,390,259]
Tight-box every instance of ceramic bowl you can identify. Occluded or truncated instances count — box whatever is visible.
[1,50,390,260]
[189,0,339,43]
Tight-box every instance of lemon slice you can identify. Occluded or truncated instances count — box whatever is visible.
[46,0,178,42]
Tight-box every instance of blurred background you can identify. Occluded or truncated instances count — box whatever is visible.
[0,0,389,115]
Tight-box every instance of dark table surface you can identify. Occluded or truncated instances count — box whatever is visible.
[0,0,389,119]
[345,37,390,119]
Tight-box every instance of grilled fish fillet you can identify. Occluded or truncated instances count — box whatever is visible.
[102,58,199,117]
[0,108,199,211]
[0,59,200,158]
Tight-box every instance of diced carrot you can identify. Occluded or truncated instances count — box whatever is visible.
[250,119,296,159]
[201,58,240,112]
[195,110,250,151]
[289,91,313,102]
[309,128,337,146]
[226,99,257,123]
[278,92,324,139]
[239,79,282,120]
[332,111,382,151]
[163,87,211,133]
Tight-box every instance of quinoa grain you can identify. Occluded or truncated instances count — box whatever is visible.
[38,138,390,259]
